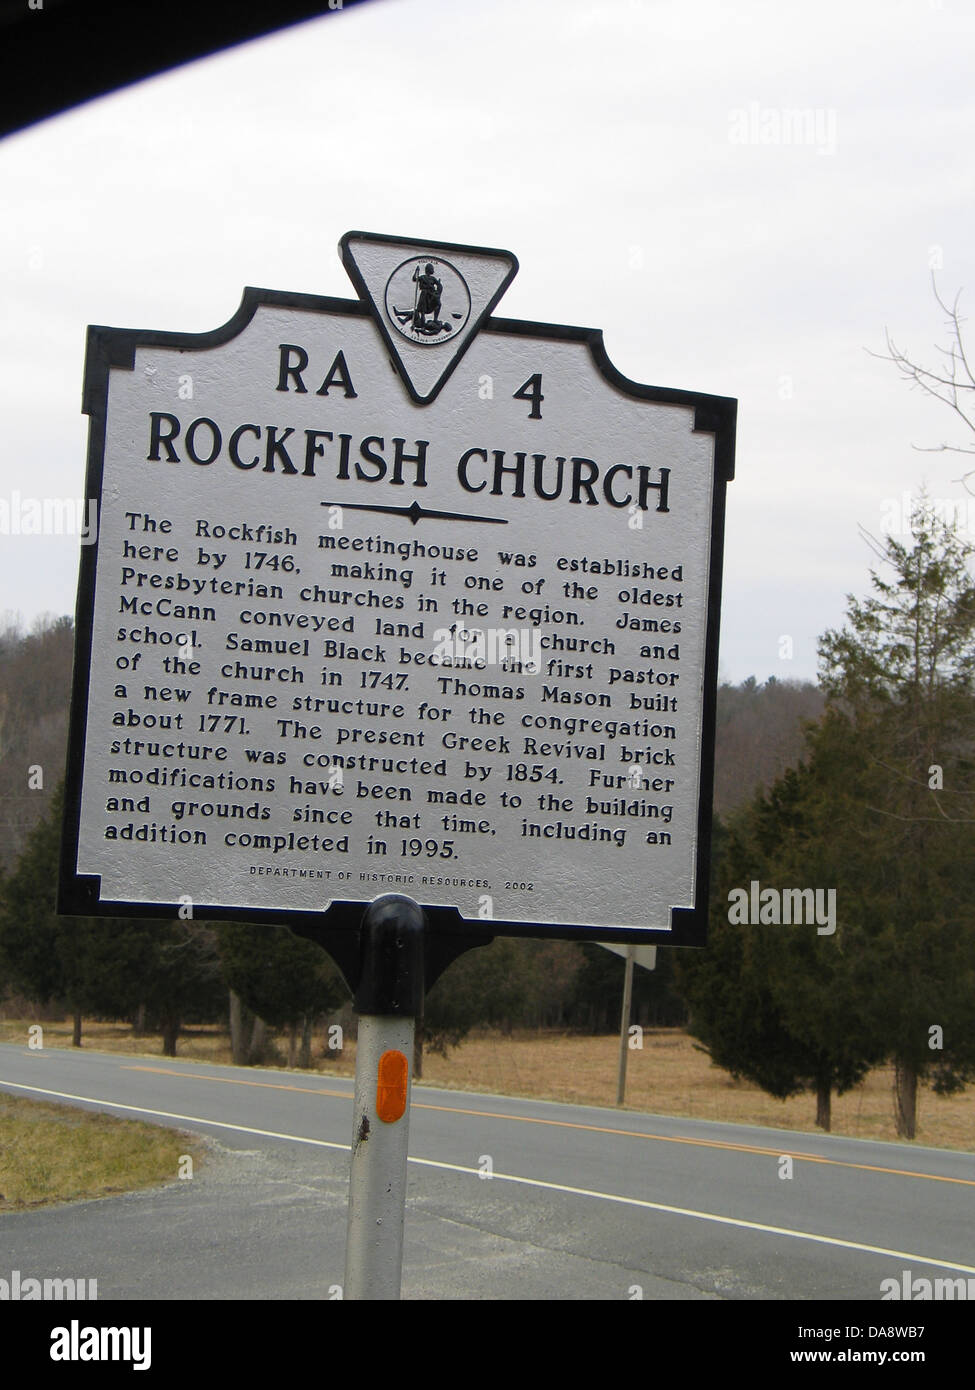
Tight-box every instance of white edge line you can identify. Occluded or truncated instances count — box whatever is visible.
[3,1078,974,1279]
[0,1079,350,1153]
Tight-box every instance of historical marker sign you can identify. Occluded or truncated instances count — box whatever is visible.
[60,232,735,945]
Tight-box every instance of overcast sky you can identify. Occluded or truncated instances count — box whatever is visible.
[2,0,974,684]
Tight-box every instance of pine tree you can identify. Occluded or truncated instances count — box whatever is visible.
[815,501,975,1136]
[418,936,526,1074]
[217,923,348,1066]
[680,789,878,1131]
[0,782,107,1043]
[141,922,225,1057]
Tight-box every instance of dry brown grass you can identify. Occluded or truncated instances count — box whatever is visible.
[2,1018,972,1152]
[0,1093,205,1210]
[0,1017,237,1066]
[416,1030,975,1152]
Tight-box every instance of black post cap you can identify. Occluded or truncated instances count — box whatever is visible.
[354,894,426,1016]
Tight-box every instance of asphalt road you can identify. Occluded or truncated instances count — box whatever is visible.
[1,1041,973,1301]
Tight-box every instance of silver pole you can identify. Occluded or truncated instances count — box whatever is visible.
[343,894,424,1301]
[616,945,635,1106]
[344,1012,415,1300]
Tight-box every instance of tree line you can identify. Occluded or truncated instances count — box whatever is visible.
[0,780,688,1063]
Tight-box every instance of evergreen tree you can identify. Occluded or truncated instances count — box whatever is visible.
[217,923,349,1066]
[141,922,225,1057]
[0,782,107,1043]
[814,502,975,1136]
[566,943,687,1033]
[680,790,878,1130]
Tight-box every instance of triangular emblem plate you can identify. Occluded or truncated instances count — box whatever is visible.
[340,231,518,404]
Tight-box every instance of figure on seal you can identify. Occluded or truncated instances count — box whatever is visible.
[412,262,443,332]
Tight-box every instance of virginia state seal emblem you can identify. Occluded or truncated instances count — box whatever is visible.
[384,256,472,346]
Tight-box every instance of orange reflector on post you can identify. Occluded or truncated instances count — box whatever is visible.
[376,1049,409,1123]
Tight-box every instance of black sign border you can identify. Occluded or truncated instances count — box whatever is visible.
[59,285,736,949]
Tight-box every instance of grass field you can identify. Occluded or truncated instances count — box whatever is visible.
[2,1016,973,1152]
[0,1092,205,1211]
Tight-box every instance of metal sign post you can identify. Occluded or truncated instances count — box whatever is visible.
[344,895,424,1301]
[599,940,657,1106]
[616,944,636,1106]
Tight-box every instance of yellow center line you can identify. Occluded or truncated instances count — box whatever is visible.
[122,1063,975,1188]
[124,1064,349,1100]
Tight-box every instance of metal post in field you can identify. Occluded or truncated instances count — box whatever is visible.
[616,944,636,1106]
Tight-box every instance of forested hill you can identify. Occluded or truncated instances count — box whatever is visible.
[713,675,824,812]
[0,616,75,872]
[0,615,823,872]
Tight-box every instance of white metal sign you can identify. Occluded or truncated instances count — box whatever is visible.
[60,232,735,944]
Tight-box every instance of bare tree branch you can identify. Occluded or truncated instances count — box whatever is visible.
[869,276,975,496]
